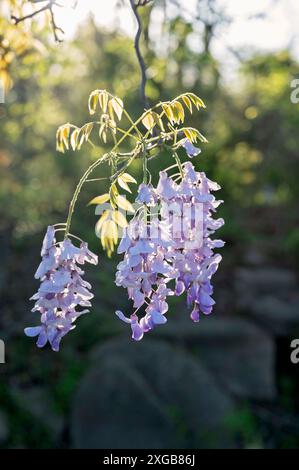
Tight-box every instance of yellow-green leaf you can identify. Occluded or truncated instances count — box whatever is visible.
[83,122,94,142]
[112,210,128,228]
[152,112,165,131]
[183,128,194,142]
[89,91,98,115]
[121,173,137,184]
[88,193,110,205]
[142,111,155,131]
[95,210,110,236]
[117,176,132,193]
[182,95,193,113]
[70,129,80,151]
[116,195,135,213]
[162,103,174,123]
[110,97,124,121]
[99,91,109,113]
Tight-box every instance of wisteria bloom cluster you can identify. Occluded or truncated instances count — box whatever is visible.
[115,161,224,340]
[25,226,98,351]
[25,89,224,350]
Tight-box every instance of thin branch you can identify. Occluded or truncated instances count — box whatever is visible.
[129,0,152,110]
[11,0,64,43]
[11,1,53,24]
[49,5,64,43]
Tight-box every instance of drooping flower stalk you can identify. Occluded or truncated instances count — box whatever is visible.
[25,226,98,351]
[115,161,224,340]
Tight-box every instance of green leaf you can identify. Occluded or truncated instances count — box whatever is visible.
[116,195,135,213]
[110,97,124,121]
[88,193,110,205]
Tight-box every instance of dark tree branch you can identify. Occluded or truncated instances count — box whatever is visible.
[11,0,64,43]
[129,0,153,110]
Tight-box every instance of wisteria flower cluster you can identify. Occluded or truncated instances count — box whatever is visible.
[25,89,224,351]
[115,161,224,340]
[25,226,98,351]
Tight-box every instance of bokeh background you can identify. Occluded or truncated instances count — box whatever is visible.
[1,0,299,449]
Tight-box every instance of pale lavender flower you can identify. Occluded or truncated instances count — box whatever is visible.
[25,226,98,351]
[182,139,201,158]
[116,161,224,340]
[136,183,158,206]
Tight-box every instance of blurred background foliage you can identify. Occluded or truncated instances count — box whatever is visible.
[1,0,299,450]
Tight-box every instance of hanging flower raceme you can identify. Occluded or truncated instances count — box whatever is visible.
[157,162,224,322]
[115,165,224,340]
[115,203,178,340]
[24,226,98,351]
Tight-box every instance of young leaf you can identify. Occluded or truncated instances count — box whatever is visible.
[70,128,80,151]
[99,91,109,113]
[95,210,110,236]
[89,91,98,115]
[188,93,206,109]
[121,173,137,184]
[110,97,124,121]
[142,111,155,131]
[152,112,165,131]
[88,193,110,205]
[182,95,193,113]
[83,122,94,142]
[162,103,174,123]
[117,176,132,193]
[116,195,135,213]
[112,210,128,228]
[62,125,70,150]
[183,128,195,142]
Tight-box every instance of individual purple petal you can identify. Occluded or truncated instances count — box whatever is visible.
[182,139,201,158]
[24,326,42,337]
[136,183,158,206]
[41,226,56,256]
[190,305,200,322]
[37,329,48,348]
[130,314,144,341]
[175,280,185,296]
[156,171,177,199]
[150,310,167,325]
[115,310,131,324]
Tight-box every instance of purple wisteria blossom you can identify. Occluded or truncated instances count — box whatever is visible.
[115,164,224,340]
[157,162,224,320]
[136,182,158,206]
[115,217,176,339]
[181,139,201,158]
[25,226,98,351]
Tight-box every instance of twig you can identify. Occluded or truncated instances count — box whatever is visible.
[49,5,64,43]
[11,0,64,43]
[11,1,52,24]
[129,0,152,110]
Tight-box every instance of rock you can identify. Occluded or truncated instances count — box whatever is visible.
[156,317,276,401]
[250,295,299,336]
[71,339,236,449]
[0,411,9,443]
[243,247,268,266]
[11,386,63,437]
[235,267,297,294]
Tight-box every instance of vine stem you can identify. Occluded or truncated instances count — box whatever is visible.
[64,153,110,237]
[129,0,150,109]
[63,93,189,236]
